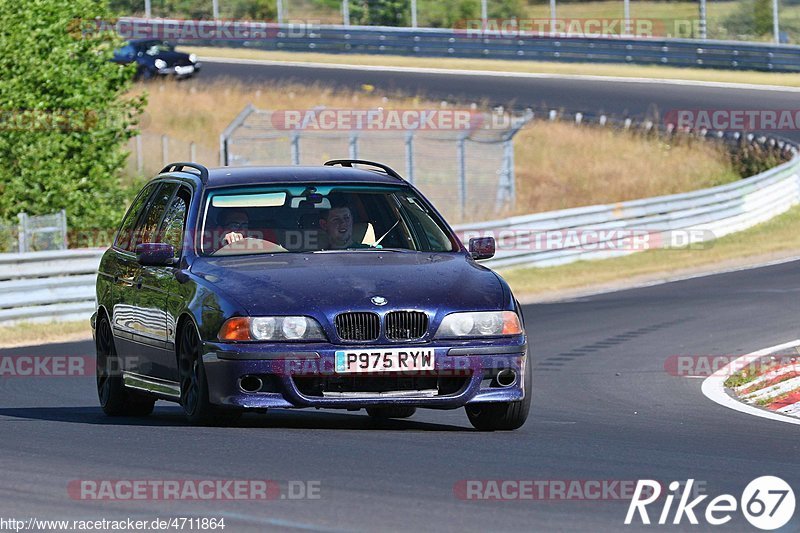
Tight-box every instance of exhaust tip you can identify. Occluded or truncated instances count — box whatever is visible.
[496,369,517,387]
[239,375,263,393]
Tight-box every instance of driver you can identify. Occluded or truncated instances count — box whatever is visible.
[219,208,249,246]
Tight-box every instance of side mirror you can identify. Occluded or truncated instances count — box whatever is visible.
[135,243,176,266]
[469,237,495,260]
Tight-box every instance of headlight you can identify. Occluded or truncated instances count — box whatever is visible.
[154,58,167,69]
[219,316,326,341]
[189,53,197,63]
[436,311,522,338]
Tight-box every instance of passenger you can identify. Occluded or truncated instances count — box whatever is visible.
[319,202,370,250]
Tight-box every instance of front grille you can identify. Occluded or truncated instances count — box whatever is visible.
[293,375,470,397]
[385,311,429,340]
[335,312,380,341]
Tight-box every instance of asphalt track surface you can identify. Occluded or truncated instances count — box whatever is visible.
[198,59,800,142]
[1,261,799,531]
[2,63,800,532]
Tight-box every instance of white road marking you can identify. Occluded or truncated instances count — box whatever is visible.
[701,339,800,426]
[200,56,800,94]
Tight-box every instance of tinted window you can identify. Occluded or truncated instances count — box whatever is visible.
[134,183,179,248]
[200,185,456,256]
[158,187,190,258]
[115,183,158,251]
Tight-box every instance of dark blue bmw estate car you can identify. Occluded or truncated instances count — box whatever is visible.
[92,160,530,430]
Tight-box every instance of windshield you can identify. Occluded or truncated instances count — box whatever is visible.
[199,185,457,256]
[142,41,175,55]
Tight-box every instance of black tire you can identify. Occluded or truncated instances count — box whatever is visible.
[466,360,532,431]
[366,406,417,419]
[178,323,241,426]
[96,315,155,417]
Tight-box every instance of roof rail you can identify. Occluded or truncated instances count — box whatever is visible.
[160,162,209,184]
[323,159,405,181]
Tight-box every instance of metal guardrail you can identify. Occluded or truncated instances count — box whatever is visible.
[454,155,800,268]
[124,18,800,72]
[0,250,102,325]
[0,131,797,324]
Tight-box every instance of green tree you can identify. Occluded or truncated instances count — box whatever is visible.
[352,0,410,26]
[0,0,144,237]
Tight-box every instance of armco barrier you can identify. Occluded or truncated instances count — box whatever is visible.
[1,156,798,324]
[454,155,800,268]
[0,249,103,325]
[121,18,800,72]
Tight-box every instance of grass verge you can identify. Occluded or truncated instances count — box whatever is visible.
[133,80,736,218]
[0,320,92,349]
[184,46,800,89]
[502,204,800,298]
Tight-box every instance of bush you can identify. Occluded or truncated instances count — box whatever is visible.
[0,0,145,237]
[723,0,775,38]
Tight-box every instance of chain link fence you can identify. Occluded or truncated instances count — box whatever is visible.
[114,0,800,44]
[0,211,68,253]
[219,105,529,222]
[124,132,218,178]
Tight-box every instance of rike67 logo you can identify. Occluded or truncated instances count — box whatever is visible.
[625,477,795,530]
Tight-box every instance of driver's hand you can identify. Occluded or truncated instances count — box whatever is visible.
[224,232,244,245]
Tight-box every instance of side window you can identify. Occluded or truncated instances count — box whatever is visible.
[115,183,158,251]
[158,187,190,258]
[134,182,179,249]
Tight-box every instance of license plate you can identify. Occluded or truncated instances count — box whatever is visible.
[335,348,435,373]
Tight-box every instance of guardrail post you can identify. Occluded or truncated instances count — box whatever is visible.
[496,138,515,211]
[343,0,350,26]
[135,135,143,173]
[349,132,359,159]
[190,141,196,163]
[59,209,68,250]
[212,0,219,18]
[291,132,301,165]
[17,212,28,253]
[144,0,151,18]
[457,136,467,219]
[773,0,780,43]
[277,0,284,24]
[699,0,707,39]
[161,134,168,167]
[405,130,415,185]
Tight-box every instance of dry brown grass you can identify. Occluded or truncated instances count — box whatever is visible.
[513,122,737,213]
[133,80,736,214]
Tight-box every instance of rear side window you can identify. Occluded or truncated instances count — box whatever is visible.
[134,182,179,248]
[115,183,157,251]
[158,187,190,258]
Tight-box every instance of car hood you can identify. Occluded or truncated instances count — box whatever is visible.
[146,50,191,64]
[190,252,504,316]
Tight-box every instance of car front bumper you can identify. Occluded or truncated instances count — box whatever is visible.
[157,63,201,77]
[201,338,528,410]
